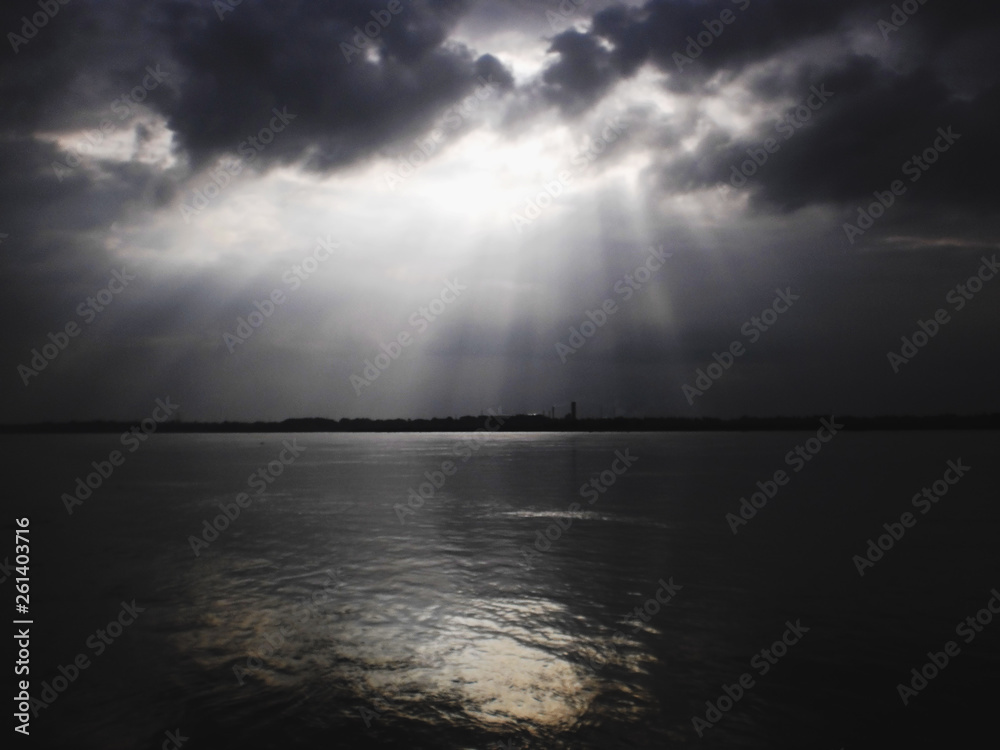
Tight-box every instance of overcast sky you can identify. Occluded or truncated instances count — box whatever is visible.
[1,0,998,422]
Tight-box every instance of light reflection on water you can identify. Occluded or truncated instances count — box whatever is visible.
[171,547,650,745]
[17,431,1000,749]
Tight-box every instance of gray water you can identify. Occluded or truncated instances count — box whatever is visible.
[10,431,1000,749]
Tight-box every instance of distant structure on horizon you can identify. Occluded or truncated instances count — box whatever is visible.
[543,401,579,419]
[548,402,578,419]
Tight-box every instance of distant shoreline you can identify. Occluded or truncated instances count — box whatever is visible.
[2,414,999,433]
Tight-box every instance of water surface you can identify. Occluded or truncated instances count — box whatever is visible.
[12,431,1000,748]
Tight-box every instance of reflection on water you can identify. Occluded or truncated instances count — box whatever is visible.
[171,549,645,746]
[17,432,1000,749]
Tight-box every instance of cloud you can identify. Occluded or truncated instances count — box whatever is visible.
[664,56,1000,215]
[1,0,999,422]
[526,0,1000,220]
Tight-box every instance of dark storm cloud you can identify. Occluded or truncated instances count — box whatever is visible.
[748,74,1000,213]
[575,0,997,96]
[0,1,178,132]
[541,0,871,106]
[667,57,1000,212]
[540,29,619,113]
[151,0,514,172]
[0,0,512,174]
[535,0,1000,214]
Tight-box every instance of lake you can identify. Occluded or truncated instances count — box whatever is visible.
[10,430,1000,749]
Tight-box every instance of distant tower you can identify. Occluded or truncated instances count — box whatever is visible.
[571,401,577,420]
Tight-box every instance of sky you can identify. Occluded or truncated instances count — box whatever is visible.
[1,0,998,422]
